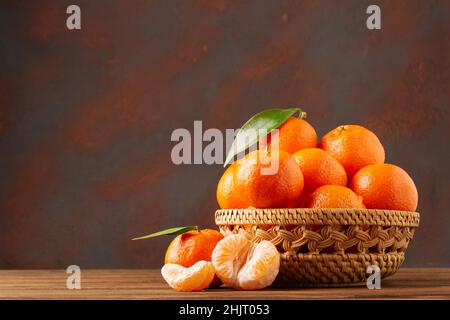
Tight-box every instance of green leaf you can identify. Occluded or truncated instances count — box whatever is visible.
[132,226,198,240]
[223,107,303,167]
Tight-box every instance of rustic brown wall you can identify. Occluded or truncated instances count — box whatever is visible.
[0,0,449,268]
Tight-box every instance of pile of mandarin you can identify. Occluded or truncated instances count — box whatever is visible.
[217,116,418,212]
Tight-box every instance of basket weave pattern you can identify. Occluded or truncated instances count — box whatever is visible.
[215,208,419,286]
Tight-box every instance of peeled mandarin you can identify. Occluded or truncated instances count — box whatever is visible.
[211,234,280,290]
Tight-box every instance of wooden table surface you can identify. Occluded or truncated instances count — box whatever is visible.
[0,268,449,300]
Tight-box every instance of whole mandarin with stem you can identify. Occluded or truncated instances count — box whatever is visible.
[259,114,318,154]
[165,228,224,267]
[319,125,385,178]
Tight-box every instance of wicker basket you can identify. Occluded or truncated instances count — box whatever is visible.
[215,208,420,287]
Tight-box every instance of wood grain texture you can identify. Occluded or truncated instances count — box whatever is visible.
[0,268,449,300]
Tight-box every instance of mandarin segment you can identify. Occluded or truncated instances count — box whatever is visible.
[237,240,280,290]
[212,234,280,290]
[211,234,250,283]
[161,261,215,292]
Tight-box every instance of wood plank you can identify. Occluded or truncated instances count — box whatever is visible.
[0,268,449,300]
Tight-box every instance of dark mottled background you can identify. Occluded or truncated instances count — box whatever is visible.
[0,0,449,269]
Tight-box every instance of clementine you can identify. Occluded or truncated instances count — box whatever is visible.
[351,163,418,211]
[217,150,304,208]
[292,148,347,195]
[259,116,318,154]
[164,229,224,268]
[304,185,366,209]
[319,125,385,178]
[216,160,246,209]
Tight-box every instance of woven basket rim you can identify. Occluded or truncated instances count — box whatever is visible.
[215,208,420,227]
[280,252,405,258]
